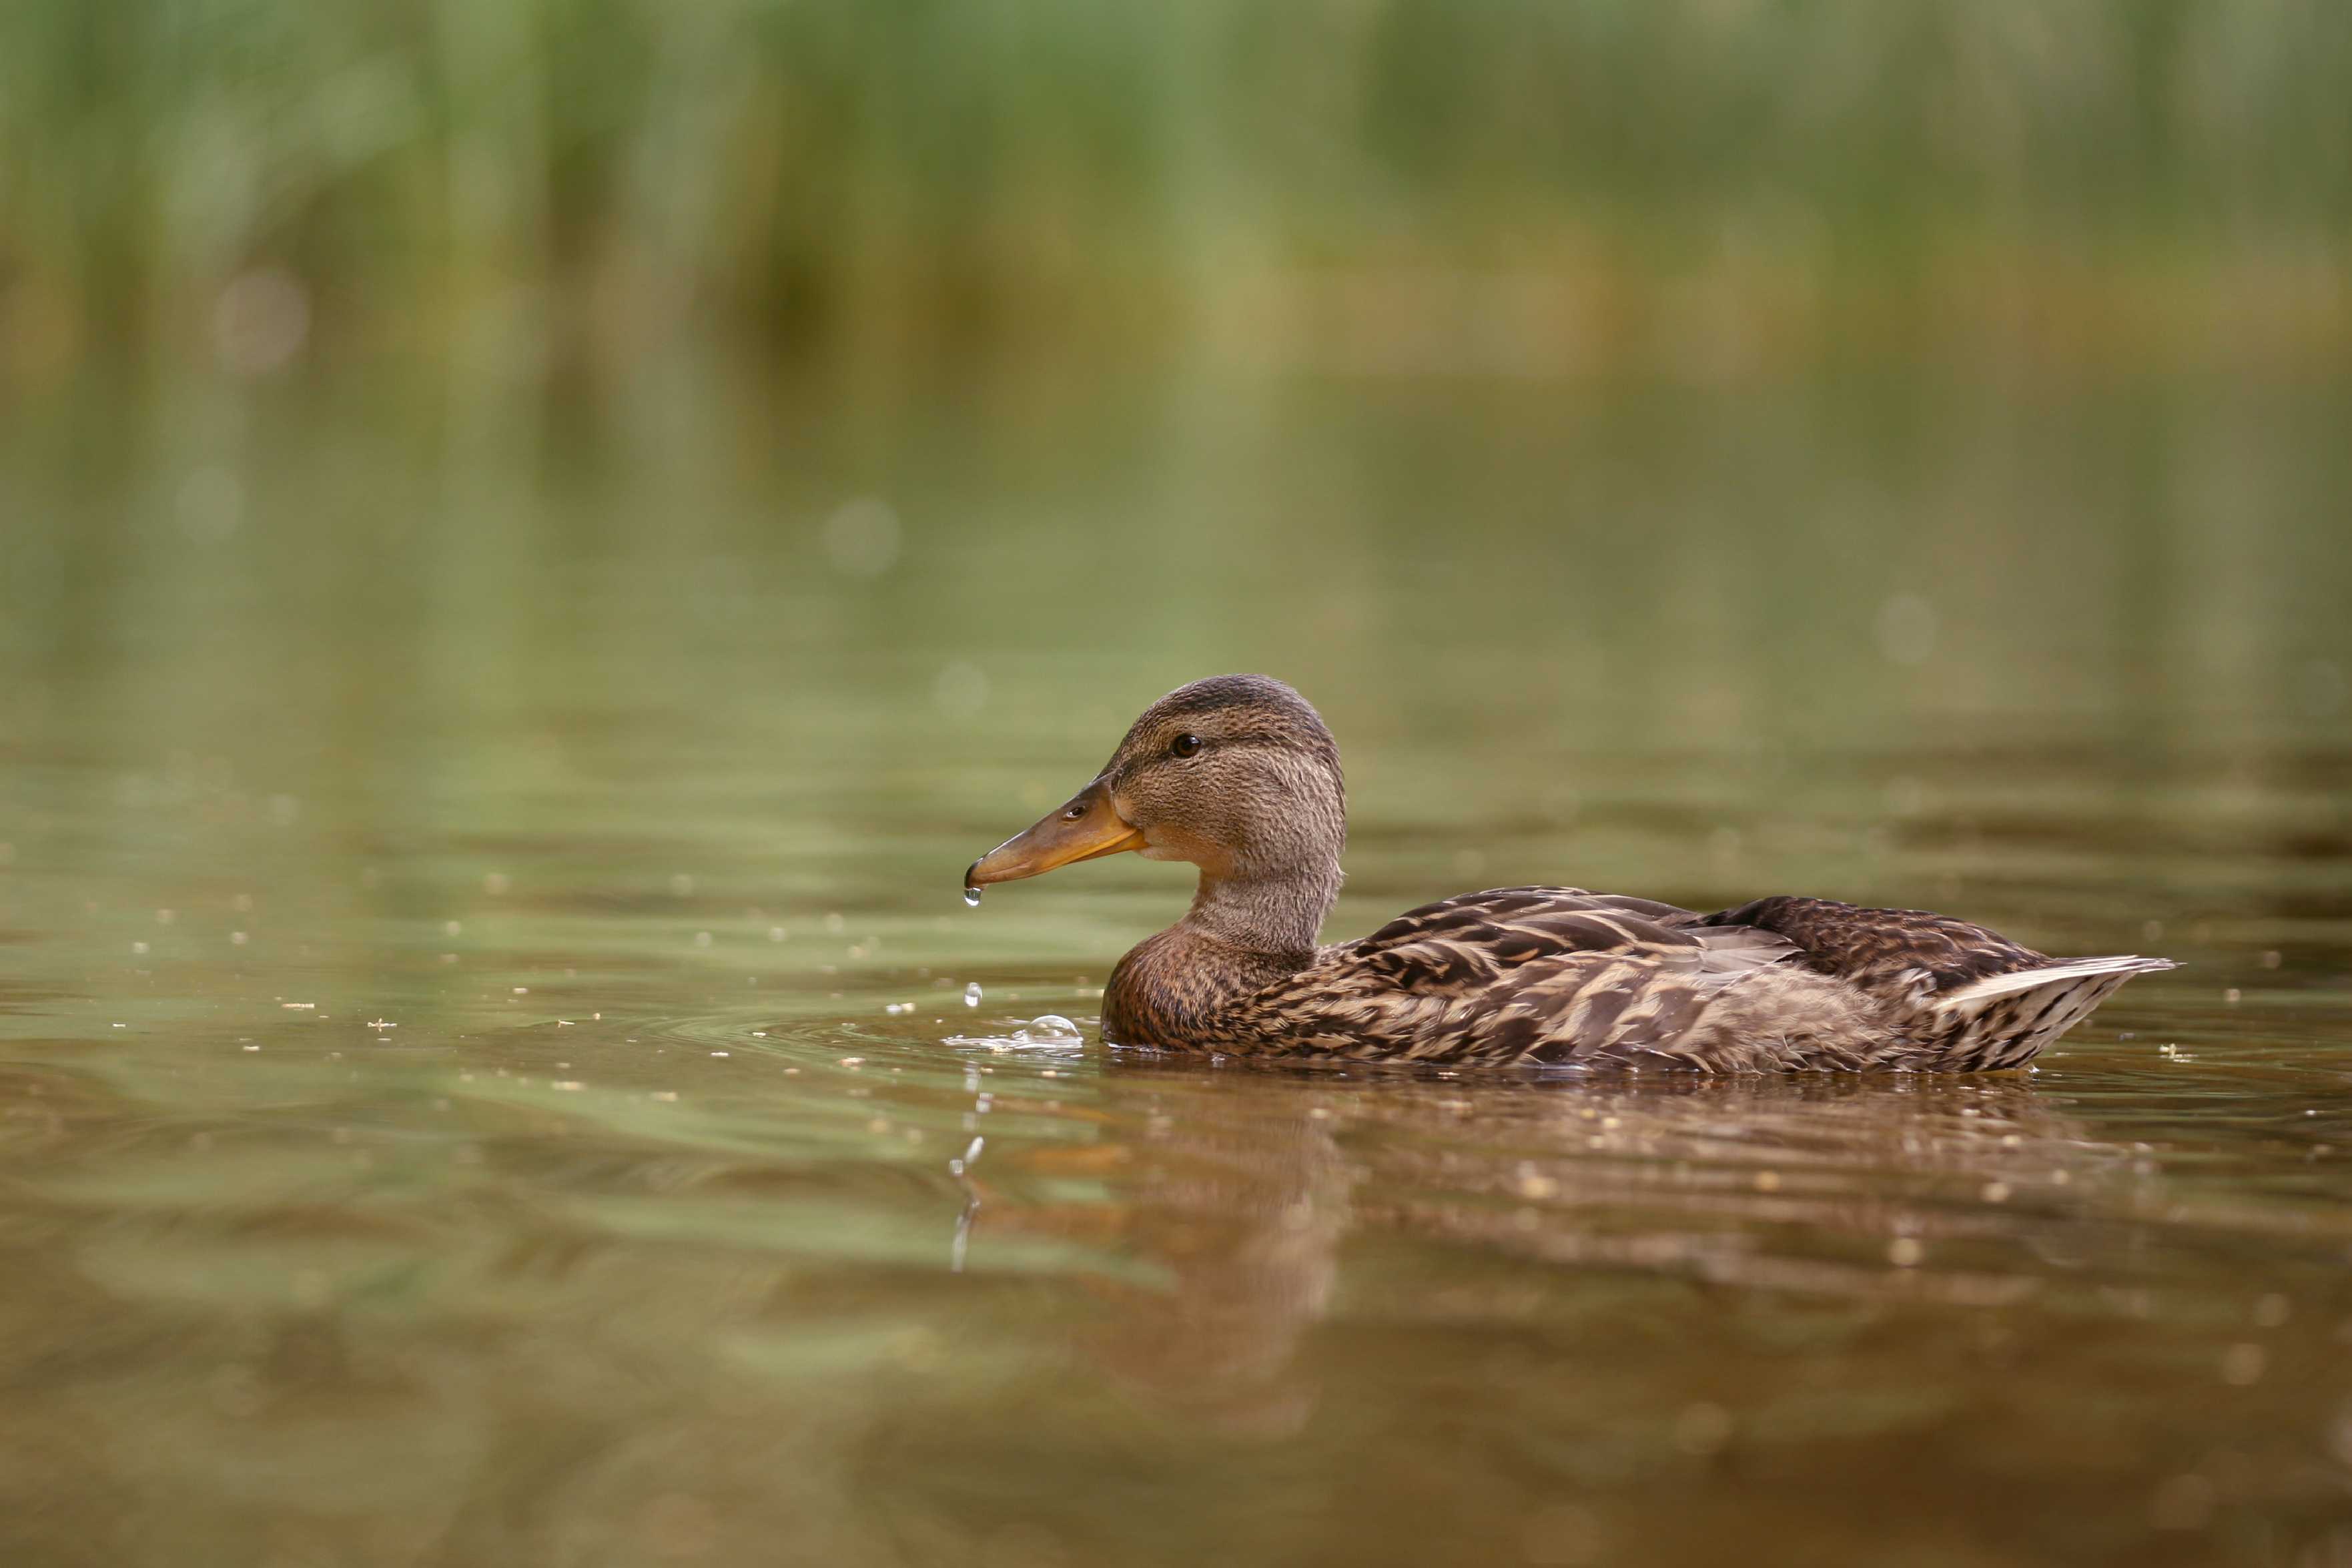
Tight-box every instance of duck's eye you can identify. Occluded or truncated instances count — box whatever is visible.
[1170,733,1204,759]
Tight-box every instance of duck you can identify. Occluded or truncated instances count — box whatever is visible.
[963,675,2173,1071]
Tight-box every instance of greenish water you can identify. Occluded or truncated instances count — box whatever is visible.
[4,365,2352,1566]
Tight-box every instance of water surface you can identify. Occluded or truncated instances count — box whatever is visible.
[3,366,2351,1566]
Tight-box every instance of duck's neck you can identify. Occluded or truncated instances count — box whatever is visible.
[1103,862,1341,1046]
[1185,862,1340,961]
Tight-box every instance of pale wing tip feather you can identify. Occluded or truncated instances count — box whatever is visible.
[1940,954,2177,1008]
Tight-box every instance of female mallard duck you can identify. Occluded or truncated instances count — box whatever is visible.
[963,675,2172,1071]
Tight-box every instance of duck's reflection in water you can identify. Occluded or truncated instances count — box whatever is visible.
[977,1063,2138,1433]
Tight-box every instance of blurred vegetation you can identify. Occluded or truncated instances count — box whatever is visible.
[2,0,2348,384]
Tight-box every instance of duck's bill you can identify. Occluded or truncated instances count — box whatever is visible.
[965,782,1146,890]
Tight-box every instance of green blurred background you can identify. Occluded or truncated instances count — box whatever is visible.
[3,0,2348,381]
[6,0,2351,950]
[6,0,2351,853]
[7,0,2351,828]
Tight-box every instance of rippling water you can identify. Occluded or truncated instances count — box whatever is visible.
[3,367,2351,1566]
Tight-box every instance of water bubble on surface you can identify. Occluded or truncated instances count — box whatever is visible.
[963,982,983,1007]
[962,885,982,907]
[946,1014,1088,1055]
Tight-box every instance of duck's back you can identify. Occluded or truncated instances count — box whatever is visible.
[1175,887,2170,1070]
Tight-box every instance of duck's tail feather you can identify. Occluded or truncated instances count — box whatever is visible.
[1926,955,2177,1070]
[1941,953,2179,1005]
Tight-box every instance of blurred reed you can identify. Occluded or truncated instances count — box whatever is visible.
[1,0,2347,384]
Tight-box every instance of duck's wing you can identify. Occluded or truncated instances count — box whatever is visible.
[1218,887,1820,1066]
[1689,895,2047,998]
[1334,886,1798,988]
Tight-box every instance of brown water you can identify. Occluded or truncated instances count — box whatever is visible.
[4,365,2352,1567]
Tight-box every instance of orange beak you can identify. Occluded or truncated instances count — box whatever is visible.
[965,780,1147,894]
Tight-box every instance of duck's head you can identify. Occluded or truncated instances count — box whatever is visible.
[965,675,1346,897]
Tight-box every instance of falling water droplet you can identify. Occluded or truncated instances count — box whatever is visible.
[963,982,982,1008]
[962,885,982,908]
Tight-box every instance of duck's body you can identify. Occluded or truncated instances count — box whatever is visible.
[967,677,2171,1072]
[1105,885,2168,1070]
